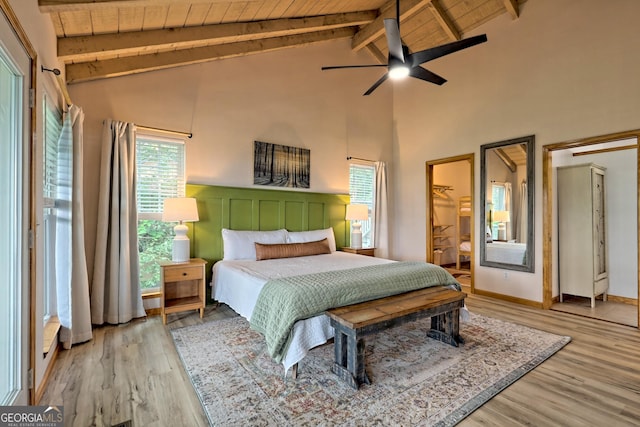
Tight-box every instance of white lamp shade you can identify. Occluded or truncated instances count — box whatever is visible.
[493,210,510,223]
[163,197,199,263]
[163,197,199,223]
[345,204,368,221]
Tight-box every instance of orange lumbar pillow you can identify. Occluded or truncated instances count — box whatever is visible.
[255,238,331,261]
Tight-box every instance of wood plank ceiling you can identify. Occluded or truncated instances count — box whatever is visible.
[38,0,526,85]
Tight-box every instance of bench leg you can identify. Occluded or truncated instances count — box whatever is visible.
[428,309,464,347]
[331,328,369,389]
[349,337,369,388]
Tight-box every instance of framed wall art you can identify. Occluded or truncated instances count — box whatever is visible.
[253,140,310,188]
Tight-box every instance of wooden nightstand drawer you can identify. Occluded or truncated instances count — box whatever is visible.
[164,265,201,282]
[341,247,375,257]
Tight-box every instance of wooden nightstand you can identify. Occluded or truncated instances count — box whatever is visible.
[342,247,375,257]
[160,258,206,325]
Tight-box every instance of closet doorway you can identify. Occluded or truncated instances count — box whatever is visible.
[426,154,474,292]
[543,131,639,328]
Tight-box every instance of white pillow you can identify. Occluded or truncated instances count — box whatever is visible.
[222,228,288,260]
[287,227,337,252]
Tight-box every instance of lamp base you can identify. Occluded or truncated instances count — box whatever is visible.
[497,224,506,241]
[351,222,363,249]
[172,223,190,263]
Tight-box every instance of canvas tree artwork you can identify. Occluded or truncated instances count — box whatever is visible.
[253,141,310,188]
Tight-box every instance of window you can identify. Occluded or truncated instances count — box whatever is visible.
[491,183,506,238]
[136,134,186,290]
[42,95,63,325]
[349,163,376,248]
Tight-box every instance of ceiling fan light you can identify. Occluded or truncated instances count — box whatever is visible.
[389,64,410,80]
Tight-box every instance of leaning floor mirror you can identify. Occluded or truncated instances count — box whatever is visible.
[480,135,535,272]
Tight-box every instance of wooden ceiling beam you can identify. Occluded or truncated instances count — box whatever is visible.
[65,27,356,83]
[58,11,376,62]
[426,0,460,41]
[39,0,251,13]
[503,0,519,19]
[351,0,432,52]
[365,44,387,64]
[495,148,517,173]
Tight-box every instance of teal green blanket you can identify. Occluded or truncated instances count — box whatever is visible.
[249,261,460,363]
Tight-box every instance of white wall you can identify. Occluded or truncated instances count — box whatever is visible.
[67,39,394,278]
[392,0,640,302]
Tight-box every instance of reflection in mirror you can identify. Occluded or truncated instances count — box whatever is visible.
[480,135,535,272]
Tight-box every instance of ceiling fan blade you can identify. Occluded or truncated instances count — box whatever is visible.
[363,73,390,96]
[410,66,447,85]
[409,34,488,66]
[321,64,388,71]
[383,18,404,62]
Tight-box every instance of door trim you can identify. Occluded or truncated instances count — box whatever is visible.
[0,0,38,404]
[542,129,640,329]
[426,153,475,292]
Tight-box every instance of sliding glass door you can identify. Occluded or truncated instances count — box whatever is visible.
[0,3,31,405]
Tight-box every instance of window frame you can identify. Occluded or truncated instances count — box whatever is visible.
[41,93,63,326]
[135,132,186,291]
[348,162,376,248]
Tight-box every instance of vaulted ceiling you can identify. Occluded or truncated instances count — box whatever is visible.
[39,0,525,85]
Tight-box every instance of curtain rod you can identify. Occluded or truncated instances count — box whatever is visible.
[41,66,72,107]
[136,125,193,139]
[346,156,375,163]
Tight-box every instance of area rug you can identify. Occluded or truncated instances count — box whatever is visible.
[171,313,570,426]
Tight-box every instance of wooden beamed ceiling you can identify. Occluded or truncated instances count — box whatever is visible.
[39,0,525,84]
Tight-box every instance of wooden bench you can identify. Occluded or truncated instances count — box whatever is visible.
[326,286,466,389]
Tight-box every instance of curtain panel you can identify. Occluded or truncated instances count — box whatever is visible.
[91,119,145,324]
[374,161,389,259]
[55,105,92,348]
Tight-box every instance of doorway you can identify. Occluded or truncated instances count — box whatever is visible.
[543,131,639,328]
[0,1,35,405]
[426,154,474,292]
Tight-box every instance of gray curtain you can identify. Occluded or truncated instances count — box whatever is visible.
[91,119,145,324]
[374,161,389,258]
[56,105,92,348]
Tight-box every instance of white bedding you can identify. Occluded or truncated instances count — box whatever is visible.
[212,252,393,373]
[486,241,527,265]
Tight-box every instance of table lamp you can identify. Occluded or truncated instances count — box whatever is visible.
[345,204,369,249]
[163,197,199,262]
[493,210,510,241]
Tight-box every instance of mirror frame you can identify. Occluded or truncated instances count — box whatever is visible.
[480,135,535,272]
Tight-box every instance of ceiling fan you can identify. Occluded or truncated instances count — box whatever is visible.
[321,0,488,96]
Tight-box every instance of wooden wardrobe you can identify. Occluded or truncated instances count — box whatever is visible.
[557,163,608,308]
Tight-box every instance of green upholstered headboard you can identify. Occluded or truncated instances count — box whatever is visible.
[186,184,350,279]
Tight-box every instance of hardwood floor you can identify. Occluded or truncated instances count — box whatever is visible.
[552,295,638,327]
[41,295,640,426]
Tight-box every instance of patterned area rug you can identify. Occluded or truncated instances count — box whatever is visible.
[171,313,570,426]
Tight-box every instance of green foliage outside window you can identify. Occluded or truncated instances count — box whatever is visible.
[138,219,173,289]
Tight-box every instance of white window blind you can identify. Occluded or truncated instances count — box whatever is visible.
[42,96,63,324]
[43,97,62,204]
[136,135,185,219]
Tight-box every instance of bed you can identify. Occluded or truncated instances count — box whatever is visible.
[212,227,462,375]
[185,184,463,375]
[485,241,527,265]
